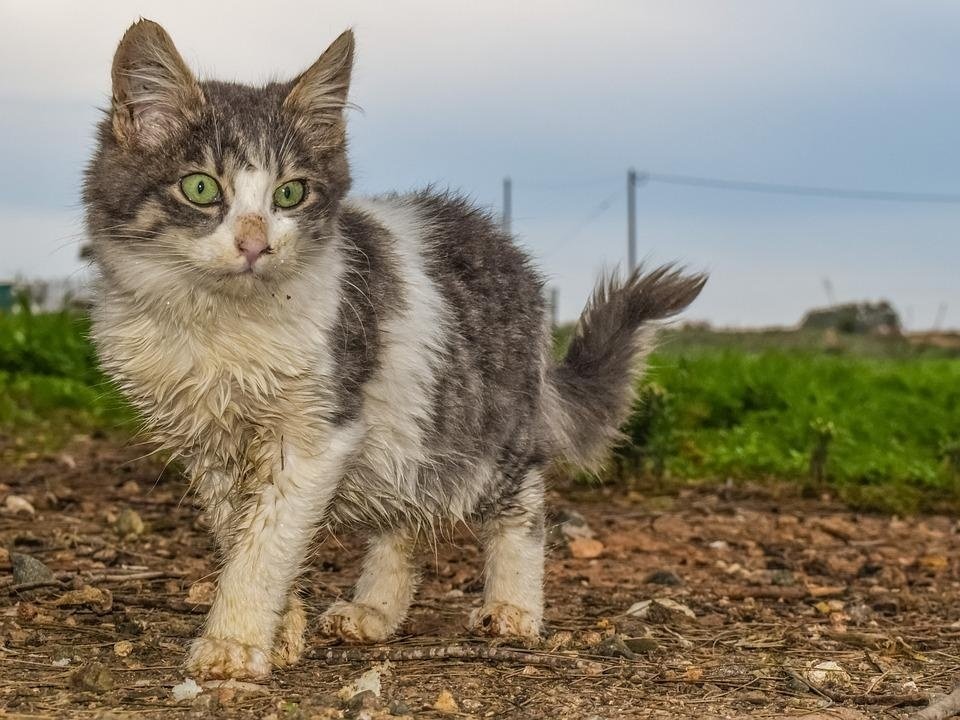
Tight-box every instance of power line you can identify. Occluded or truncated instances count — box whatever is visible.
[638,171,960,204]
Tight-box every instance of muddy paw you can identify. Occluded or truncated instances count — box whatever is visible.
[469,603,542,638]
[318,601,392,643]
[184,636,271,679]
[272,595,307,667]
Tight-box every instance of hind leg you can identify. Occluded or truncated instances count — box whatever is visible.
[469,468,545,638]
[319,529,419,642]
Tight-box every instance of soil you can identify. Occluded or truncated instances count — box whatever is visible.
[1,437,958,719]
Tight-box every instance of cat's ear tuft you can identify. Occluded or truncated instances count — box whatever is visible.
[110,19,204,148]
[284,29,355,125]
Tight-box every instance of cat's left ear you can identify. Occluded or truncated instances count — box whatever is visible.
[284,30,354,129]
[110,19,204,148]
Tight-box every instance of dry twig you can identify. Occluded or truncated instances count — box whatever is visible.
[316,643,605,674]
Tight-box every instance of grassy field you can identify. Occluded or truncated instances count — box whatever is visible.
[2,309,959,513]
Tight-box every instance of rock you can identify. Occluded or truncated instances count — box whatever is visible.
[771,569,796,586]
[708,540,730,551]
[644,570,682,586]
[71,662,115,693]
[187,581,216,606]
[338,663,389,701]
[432,690,459,714]
[624,637,660,653]
[114,508,145,537]
[805,660,851,689]
[568,537,604,559]
[346,689,380,711]
[594,635,637,659]
[4,495,36,516]
[11,553,55,586]
[172,677,203,701]
[627,598,697,624]
[54,585,113,613]
[113,640,134,657]
[388,699,411,716]
[554,509,595,540]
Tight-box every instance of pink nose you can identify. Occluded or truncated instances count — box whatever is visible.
[235,214,270,267]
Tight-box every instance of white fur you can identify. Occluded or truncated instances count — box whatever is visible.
[319,530,418,642]
[470,470,545,638]
[93,190,538,678]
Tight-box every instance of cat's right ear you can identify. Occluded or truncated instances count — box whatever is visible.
[110,19,204,148]
[284,30,355,129]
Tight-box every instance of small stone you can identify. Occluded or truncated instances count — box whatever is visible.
[594,635,637,659]
[71,662,115,693]
[113,640,134,658]
[186,581,216,606]
[11,553,55,586]
[114,508,145,537]
[172,677,203,701]
[771,569,795,586]
[54,585,113,613]
[805,660,851,689]
[627,598,697,624]
[119,480,141,495]
[346,689,380,711]
[432,690,459,714]
[624,637,660,653]
[554,509,595,540]
[338,664,388,701]
[52,657,71,667]
[644,570,682,586]
[708,540,729,551]
[568,537,604,559]
[388,699,411,715]
[16,602,39,622]
[4,495,36,516]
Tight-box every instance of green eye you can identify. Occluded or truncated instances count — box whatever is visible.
[180,173,221,205]
[274,180,306,208]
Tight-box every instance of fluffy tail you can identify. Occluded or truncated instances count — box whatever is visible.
[546,264,707,469]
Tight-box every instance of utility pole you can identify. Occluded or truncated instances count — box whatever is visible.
[550,287,559,328]
[502,176,512,234]
[627,168,637,272]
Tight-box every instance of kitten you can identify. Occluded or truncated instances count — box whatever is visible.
[84,19,706,679]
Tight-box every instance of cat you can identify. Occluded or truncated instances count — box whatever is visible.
[83,19,706,680]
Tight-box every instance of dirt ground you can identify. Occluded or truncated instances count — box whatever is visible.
[1,438,958,719]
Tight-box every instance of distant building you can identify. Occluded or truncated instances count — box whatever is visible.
[801,301,901,335]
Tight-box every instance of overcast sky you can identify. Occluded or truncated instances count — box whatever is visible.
[1,0,958,328]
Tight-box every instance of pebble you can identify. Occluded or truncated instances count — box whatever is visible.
[114,508,145,537]
[432,690,459,714]
[644,569,682,586]
[4,495,36,516]
[11,553,55,586]
[113,640,134,658]
[624,636,660,653]
[568,537,604,559]
[172,678,203,701]
[71,662,115,693]
[388,699,411,716]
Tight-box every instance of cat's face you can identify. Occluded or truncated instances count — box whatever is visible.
[84,20,354,298]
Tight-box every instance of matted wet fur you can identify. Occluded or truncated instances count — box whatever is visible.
[83,19,706,679]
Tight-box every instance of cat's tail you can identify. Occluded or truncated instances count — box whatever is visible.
[545,264,707,470]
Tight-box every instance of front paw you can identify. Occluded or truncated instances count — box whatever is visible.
[184,636,271,680]
[272,595,307,667]
[469,602,542,638]
[318,600,392,643]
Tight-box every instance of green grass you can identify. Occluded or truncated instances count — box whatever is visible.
[0,309,134,451]
[2,309,959,513]
[613,350,960,513]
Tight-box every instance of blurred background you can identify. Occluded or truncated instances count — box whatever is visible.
[1,1,959,513]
